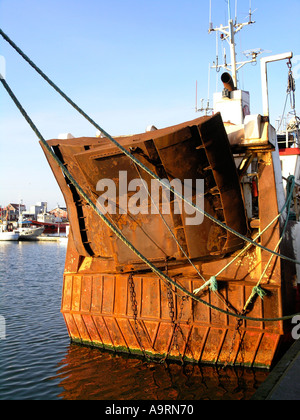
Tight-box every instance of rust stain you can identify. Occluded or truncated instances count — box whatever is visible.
[40,113,297,368]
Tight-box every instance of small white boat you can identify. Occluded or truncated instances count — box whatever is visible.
[0,231,19,241]
[17,225,45,240]
[0,223,19,241]
[17,215,45,240]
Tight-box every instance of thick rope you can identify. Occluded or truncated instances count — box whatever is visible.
[196,176,296,292]
[2,76,300,323]
[1,28,300,266]
[242,175,296,311]
[193,177,295,295]
[133,162,207,282]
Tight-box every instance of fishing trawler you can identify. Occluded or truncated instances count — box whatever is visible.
[17,223,44,240]
[1,1,299,368]
[16,213,45,240]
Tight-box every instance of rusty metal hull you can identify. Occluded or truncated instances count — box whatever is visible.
[41,114,297,368]
[59,232,294,368]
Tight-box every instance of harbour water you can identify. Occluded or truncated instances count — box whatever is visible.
[0,241,269,401]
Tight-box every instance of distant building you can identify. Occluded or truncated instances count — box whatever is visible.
[49,207,68,221]
[29,202,47,219]
[4,203,26,221]
[37,212,55,223]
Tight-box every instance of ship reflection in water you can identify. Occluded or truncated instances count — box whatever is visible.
[54,344,268,400]
[0,241,268,400]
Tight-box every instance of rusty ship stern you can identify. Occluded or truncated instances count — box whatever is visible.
[41,113,297,368]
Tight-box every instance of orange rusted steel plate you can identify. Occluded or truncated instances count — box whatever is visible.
[43,114,248,267]
[40,113,296,368]
[61,266,284,368]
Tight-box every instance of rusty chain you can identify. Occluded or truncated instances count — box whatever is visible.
[128,273,148,359]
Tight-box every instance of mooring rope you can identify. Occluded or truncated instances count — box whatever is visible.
[1,27,300,267]
[2,76,300,323]
[242,175,296,310]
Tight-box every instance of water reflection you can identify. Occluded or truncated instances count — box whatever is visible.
[53,344,268,400]
[0,241,269,400]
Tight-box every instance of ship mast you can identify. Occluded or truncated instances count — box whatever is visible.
[209,0,257,88]
[197,0,260,114]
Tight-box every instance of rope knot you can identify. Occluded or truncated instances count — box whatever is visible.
[253,286,267,300]
[193,276,218,295]
[209,276,218,292]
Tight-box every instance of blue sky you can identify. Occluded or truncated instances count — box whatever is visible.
[0,0,300,210]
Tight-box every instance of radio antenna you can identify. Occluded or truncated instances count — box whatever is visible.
[209,0,213,30]
[227,0,232,22]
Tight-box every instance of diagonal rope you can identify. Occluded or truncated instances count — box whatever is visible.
[133,162,207,282]
[2,76,300,323]
[0,78,300,322]
[1,28,300,266]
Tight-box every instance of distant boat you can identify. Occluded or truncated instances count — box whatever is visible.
[17,224,45,240]
[16,216,45,240]
[28,219,68,234]
[0,228,19,241]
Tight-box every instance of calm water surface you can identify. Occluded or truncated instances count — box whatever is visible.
[0,241,269,400]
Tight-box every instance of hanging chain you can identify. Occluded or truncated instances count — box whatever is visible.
[223,317,244,368]
[287,59,296,110]
[165,258,189,363]
[128,273,148,359]
[167,282,179,352]
[286,59,300,145]
[278,59,299,140]
[164,257,179,359]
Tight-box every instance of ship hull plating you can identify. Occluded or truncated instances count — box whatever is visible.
[41,114,297,368]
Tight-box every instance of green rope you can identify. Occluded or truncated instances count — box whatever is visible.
[2,77,300,323]
[1,27,300,266]
[243,286,267,311]
[194,176,295,297]
[1,39,300,323]
[209,276,218,292]
[133,162,207,283]
[253,286,267,300]
[242,175,295,314]
[193,276,219,295]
